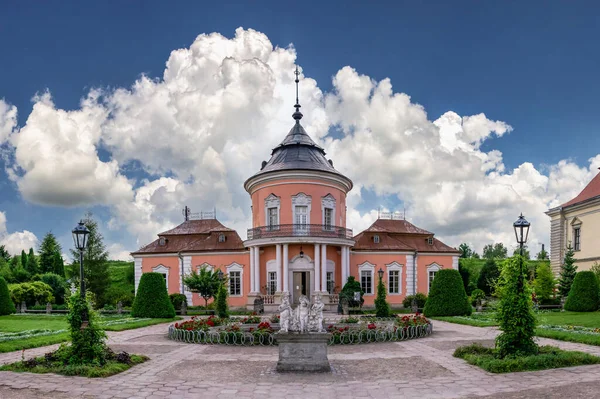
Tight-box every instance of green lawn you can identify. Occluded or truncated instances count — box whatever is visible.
[537,311,600,328]
[0,315,179,353]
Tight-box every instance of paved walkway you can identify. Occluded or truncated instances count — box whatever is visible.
[1,320,600,398]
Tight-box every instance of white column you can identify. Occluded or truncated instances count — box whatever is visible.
[346,247,351,283]
[249,247,256,293]
[314,244,321,292]
[341,247,347,286]
[276,244,282,292]
[254,246,260,293]
[283,244,289,292]
[321,244,327,292]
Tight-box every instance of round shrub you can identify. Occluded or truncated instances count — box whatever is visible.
[564,271,600,312]
[424,269,472,317]
[0,276,16,315]
[470,289,486,307]
[169,293,187,310]
[131,273,175,318]
[402,293,428,309]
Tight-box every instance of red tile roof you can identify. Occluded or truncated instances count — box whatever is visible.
[562,171,600,208]
[159,219,235,235]
[352,219,458,253]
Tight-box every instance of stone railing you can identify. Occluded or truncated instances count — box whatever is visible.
[247,224,353,240]
[263,295,275,305]
[329,294,339,304]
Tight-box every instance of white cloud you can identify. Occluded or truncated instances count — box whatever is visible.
[0,99,17,144]
[0,211,39,255]
[107,243,133,261]
[1,27,598,257]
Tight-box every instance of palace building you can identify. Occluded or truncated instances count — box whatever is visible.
[132,72,460,310]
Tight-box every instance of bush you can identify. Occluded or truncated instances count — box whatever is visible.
[131,273,175,318]
[459,264,472,295]
[374,277,390,317]
[424,269,472,317]
[104,285,134,307]
[470,289,486,307]
[340,276,364,308]
[169,293,188,310]
[215,283,228,318]
[477,258,500,296]
[533,262,556,303]
[564,271,600,312]
[0,277,16,315]
[8,281,54,307]
[65,294,108,364]
[39,273,68,305]
[402,293,428,309]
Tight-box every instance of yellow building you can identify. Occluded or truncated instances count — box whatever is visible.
[546,170,600,273]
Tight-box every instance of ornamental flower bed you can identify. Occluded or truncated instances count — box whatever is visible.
[174,315,227,332]
[240,315,262,324]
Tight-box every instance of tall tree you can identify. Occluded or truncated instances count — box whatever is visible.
[477,258,500,296]
[183,267,221,308]
[26,248,38,275]
[483,243,508,260]
[533,262,556,303]
[536,247,549,260]
[512,245,530,260]
[20,250,27,270]
[52,252,65,277]
[70,213,110,308]
[458,243,473,259]
[9,255,18,270]
[39,232,62,274]
[558,244,577,298]
[0,245,10,263]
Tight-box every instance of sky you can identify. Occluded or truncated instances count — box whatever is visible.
[0,1,599,260]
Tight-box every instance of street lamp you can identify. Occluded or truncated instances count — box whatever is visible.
[513,213,530,255]
[72,221,90,299]
[217,269,224,281]
[378,268,384,280]
[299,246,304,258]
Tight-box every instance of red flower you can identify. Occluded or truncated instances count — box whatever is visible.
[328,324,334,329]
[249,328,254,332]
[206,320,215,327]
[175,323,179,328]
[367,323,376,330]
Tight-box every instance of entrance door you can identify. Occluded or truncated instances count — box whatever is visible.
[292,271,310,304]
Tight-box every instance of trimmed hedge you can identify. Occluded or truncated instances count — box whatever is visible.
[424,269,472,317]
[564,271,600,312]
[169,293,187,310]
[403,293,427,309]
[131,273,175,318]
[0,277,16,315]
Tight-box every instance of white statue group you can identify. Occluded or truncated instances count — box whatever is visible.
[278,292,324,333]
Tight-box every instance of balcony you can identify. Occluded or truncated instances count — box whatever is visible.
[247,224,353,240]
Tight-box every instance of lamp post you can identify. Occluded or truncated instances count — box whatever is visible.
[513,213,530,256]
[378,267,384,281]
[217,269,224,282]
[72,220,90,324]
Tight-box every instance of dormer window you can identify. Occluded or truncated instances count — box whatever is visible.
[427,237,433,245]
[218,233,226,243]
[159,237,166,246]
[374,235,380,244]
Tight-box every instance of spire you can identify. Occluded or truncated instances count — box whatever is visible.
[292,65,303,122]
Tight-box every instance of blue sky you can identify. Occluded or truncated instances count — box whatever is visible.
[0,1,599,258]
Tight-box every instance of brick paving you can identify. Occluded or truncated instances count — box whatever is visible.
[1,320,600,398]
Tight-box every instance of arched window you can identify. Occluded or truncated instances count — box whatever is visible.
[427,263,441,293]
[152,264,170,289]
[321,194,336,230]
[264,194,280,230]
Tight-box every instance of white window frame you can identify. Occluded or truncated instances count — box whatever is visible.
[358,261,375,295]
[267,271,277,295]
[196,262,214,272]
[152,264,170,290]
[326,271,334,294]
[226,262,244,297]
[264,194,280,229]
[292,193,312,235]
[321,194,336,230]
[386,262,403,295]
[427,263,441,293]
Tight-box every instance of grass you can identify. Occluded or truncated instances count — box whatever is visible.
[453,343,600,373]
[0,354,148,378]
[536,311,600,328]
[431,313,497,327]
[0,315,179,353]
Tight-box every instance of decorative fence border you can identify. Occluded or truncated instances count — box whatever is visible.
[167,323,433,346]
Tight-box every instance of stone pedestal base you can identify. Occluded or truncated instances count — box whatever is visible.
[275,332,331,372]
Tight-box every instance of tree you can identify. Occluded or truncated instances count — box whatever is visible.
[131,272,175,318]
[558,244,577,298]
[215,281,229,318]
[482,243,508,260]
[340,276,364,308]
[472,252,480,259]
[39,232,62,274]
[39,273,68,305]
[458,243,473,259]
[458,263,472,295]
[8,281,54,306]
[423,269,471,317]
[477,258,500,296]
[69,213,110,308]
[512,246,530,260]
[183,267,221,308]
[0,245,11,263]
[374,275,390,317]
[533,262,555,304]
[26,248,38,275]
[52,252,65,277]
[536,247,549,260]
[564,271,600,312]
[495,256,537,357]
[20,250,27,270]
[591,262,600,283]
[0,277,16,315]
[9,256,19,270]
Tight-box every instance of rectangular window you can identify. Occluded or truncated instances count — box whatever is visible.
[428,271,437,293]
[361,270,372,294]
[268,207,279,229]
[295,206,308,235]
[574,227,581,251]
[324,208,333,229]
[229,271,241,296]
[388,270,400,294]
[326,271,334,294]
[267,271,277,295]
[161,273,167,288]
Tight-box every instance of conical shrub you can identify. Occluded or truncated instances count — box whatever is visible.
[131,273,175,318]
[424,269,472,317]
[564,271,599,312]
[0,276,16,315]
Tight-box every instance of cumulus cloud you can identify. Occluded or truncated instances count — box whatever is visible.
[107,243,133,261]
[0,211,39,255]
[0,99,18,144]
[1,27,598,255]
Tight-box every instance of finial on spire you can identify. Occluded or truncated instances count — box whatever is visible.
[292,65,303,122]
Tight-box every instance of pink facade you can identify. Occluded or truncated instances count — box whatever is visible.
[132,95,459,310]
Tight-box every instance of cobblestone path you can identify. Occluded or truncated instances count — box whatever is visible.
[1,320,600,398]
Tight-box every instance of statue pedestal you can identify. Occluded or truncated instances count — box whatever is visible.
[275,332,331,372]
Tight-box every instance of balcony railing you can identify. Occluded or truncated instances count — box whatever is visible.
[247,224,353,240]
